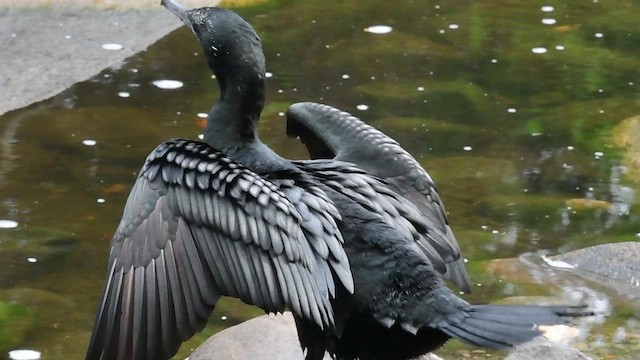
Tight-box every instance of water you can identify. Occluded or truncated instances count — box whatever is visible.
[1,0,639,358]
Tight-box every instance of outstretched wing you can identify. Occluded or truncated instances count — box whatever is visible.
[287,102,470,293]
[86,139,351,360]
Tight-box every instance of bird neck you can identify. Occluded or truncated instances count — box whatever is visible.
[204,67,266,153]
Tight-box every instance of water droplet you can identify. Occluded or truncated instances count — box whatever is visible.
[342,74,350,79]
[197,134,204,140]
[595,32,604,38]
[82,139,97,147]
[531,47,548,54]
[417,86,425,92]
[117,92,130,98]
[594,151,604,159]
[64,35,72,39]
[8,350,41,360]
[265,72,273,78]
[197,113,208,119]
[567,145,574,150]
[541,18,557,25]
[221,315,228,321]
[0,220,19,229]
[27,257,37,263]
[463,146,472,151]
[507,107,517,113]
[491,58,498,63]
[364,25,393,34]
[97,198,106,204]
[102,43,123,51]
[152,80,184,90]
[555,45,566,50]
[541,5,554,12]
[448,24,459,30]
[278,112,285,116]
[356,104,369,111]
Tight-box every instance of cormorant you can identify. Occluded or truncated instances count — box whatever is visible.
[85,1,592,359]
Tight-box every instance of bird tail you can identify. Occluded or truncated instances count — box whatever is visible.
[439,304,592,349]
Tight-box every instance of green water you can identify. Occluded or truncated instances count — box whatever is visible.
[1,0,639,358]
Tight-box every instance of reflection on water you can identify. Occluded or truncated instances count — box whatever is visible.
[152,79,185,90]
[0,220,19,229]
[0,0,639,359]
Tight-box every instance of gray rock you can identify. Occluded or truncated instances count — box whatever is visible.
[549,242,640,299]
[505,338,592,360]
[188,312,442,360]
[188,312,326,360]
[189,313,591,360]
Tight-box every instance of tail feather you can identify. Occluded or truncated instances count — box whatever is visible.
[440,304,592,349]
[442,322,516,348]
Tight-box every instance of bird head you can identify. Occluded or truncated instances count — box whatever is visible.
[161,0,266,82]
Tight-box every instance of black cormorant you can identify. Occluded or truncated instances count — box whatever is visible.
[85,1,592,359]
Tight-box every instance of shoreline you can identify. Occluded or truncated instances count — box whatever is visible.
[0,1,218,116]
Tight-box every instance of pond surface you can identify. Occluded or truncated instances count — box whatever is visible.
[1,0,639,359]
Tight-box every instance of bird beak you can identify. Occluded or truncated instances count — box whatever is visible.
[161,0,196,36]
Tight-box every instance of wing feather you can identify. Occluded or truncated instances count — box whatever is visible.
[287,102,470,292]
[155,252,177,357]
[131,267,146,358]
[216,227,249,299]
[102,266,123,360]
[144,260,160,359]
[87,138,351,359]
[245,244,271,309]
[162,242,190,341]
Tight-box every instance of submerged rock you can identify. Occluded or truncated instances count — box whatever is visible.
[0,227,78,254]
[0,299,33,355]
[0,288,88,358]
[0,227,79,286]
[610,115,640,180]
